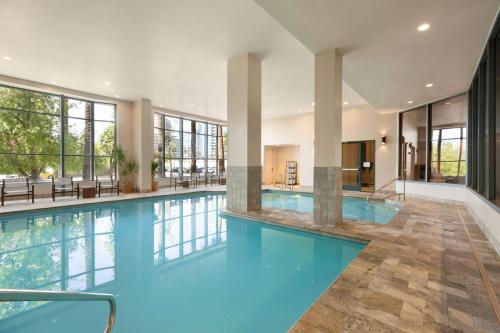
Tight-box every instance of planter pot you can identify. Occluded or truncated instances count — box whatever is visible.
[122,183,134,193]
[151,180,158,192]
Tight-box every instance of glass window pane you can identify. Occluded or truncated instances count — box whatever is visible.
[0,86,60,115]
[196,122,206,134]
[94,121,115,156]
[208,124,217,136]
[165,130,181,158]
[430,94,467,184]
[196,134,206,159]
[94,103,115,121]
[0,110,60,154]
[183,159,192,176]
[183,119,193,133]
[65,118,92,155]
[400,107,427,181]
[195,159,205,174]
[208,136,217,159]
[441,128,461,139]
[165,159,181,176]
[0,154,60,180]
[207,160,216,174]
[154,128,163,156]
[65,98,91,119]
[183,133,193,158]
[65,156,93,181]
[95,156,114,179]
[440,139,461,161]
[165,116,180,131]
[154,113,163,128]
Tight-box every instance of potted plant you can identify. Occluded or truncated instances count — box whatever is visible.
[120,158,138,193]
[151,158,159,192]
[111,145,138,193]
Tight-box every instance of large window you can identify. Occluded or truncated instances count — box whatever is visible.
[398,94,467,184]
[154,112,226,178]
[0,85,116,181]
[430,95,467,184]
[466,14,500,207]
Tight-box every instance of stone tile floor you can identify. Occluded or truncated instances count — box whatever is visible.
[225,199,500,333]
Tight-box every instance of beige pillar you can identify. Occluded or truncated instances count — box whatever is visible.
[133,98,153,192]
[314,49,343,225]
[226,53,262,212]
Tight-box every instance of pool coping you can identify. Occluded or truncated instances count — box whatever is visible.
[0,187,395,217]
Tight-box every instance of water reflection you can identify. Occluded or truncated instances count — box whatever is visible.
[0,193,363,333]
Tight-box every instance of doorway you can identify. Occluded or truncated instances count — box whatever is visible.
[263,144,300,186]
[342,140,375,192]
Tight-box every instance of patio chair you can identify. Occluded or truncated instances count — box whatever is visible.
[96,176,120,197]
[1,178,34,206]
[198,172,213,187]
[49,176,78,201]
[210,172,226,186]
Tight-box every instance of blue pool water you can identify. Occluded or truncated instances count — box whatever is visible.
[262,191,400,224]
[0,193,365,333]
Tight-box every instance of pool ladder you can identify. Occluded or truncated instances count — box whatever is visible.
[0,289,116,333]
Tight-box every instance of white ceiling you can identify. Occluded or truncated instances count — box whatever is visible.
[0,0,497,121]
[256,0,499,112]
[0,0,364,120]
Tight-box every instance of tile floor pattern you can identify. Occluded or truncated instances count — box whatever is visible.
[226,199,500,333]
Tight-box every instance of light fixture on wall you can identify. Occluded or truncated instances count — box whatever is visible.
[381,135,387,145]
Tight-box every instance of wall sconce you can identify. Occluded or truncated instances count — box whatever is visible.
[381,135,387,145]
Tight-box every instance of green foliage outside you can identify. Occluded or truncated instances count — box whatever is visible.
[0,87,115,180]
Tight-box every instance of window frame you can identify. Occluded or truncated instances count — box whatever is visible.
[0,84,117,181]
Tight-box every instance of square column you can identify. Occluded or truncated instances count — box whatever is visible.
[226,54,262,212]
[314,49,343,225]
[133,98,153,192]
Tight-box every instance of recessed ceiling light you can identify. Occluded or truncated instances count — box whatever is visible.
[408,101,413,104]
[343,101,348,105]
[51,81,57,85]
[311,102,315,106]
[3,56,12,61]
[417,23,430,32]
[114,94,120,98]
[425,83,433,88]
[104,81,111,85]
[190,103,195,107]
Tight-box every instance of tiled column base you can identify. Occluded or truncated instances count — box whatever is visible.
[227,166,262,212]
[313,166,342,225]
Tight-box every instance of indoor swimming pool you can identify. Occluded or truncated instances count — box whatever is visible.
[0,193,365,333]
[262,190,400,224]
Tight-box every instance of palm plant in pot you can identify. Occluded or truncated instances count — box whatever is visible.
[120,159,138,193]
[151,157,160,192]
[111,145,138,193]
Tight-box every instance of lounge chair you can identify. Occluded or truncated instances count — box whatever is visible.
[96,176,120,197]
[49,176,78,201]
[1,178,34,206]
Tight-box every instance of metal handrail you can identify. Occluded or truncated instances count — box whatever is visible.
[367,176,406,201]
[0,289,116,333]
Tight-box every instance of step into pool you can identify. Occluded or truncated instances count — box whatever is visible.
[0,193,365,333]
[262,190,400,224]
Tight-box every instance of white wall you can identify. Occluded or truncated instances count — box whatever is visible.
[262,104,398,189]
[262,113,315,186]
[396,181,467,202]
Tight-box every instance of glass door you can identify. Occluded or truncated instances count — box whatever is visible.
[342,142,361,191]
